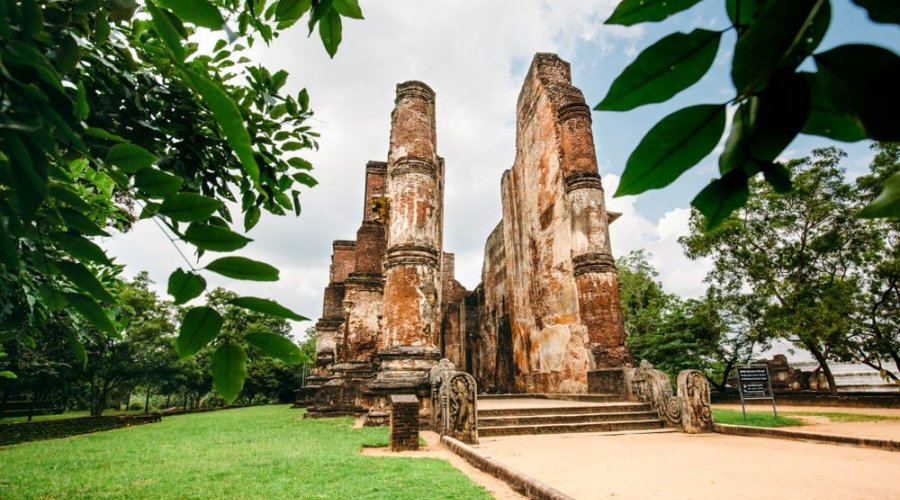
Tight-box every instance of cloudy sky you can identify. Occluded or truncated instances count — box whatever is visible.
[106,1,897,340]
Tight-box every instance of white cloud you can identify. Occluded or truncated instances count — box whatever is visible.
[605,175,711,298]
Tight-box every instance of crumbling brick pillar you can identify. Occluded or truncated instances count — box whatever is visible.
[370,81,444,402]
[389,394,420,451]
[381,81,443,350]
[558,97,630,368]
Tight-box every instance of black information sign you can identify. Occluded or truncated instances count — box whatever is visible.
[736,365,778,420]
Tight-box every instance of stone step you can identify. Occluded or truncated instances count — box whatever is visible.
[478,403,651,417]
[479,419,666,437]
[479,411,660,427]
[478,393,619,400]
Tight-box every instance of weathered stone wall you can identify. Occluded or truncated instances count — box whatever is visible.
[480,53,628,394]
[0,414,161,446]
[476,222,506,391]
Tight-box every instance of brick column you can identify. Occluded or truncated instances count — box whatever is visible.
[559,101,630,368]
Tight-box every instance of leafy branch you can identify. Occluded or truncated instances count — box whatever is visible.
[596,0,899,228]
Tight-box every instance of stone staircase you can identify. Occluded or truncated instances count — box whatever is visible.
[477,394,669,437]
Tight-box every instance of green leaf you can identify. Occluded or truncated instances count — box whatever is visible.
[74,82,90,121]
[319,9,342,58]
[732,0,830,94]
[210,341,247,403]
[596,29,720,111]
[288,157,312,170]
[760,162,792,193]
[852,0,900,24]
[22,0,42,36]
[334,0,364,19]
[58,208,110,237]
[106,143,156,173]
[146,0,186,63]
[56,261,114,303]
[605,0,703,26]
[691,169,750,229]
[57,35,80,74]
[67,332,87,369]
[746,70,810,161]
[185,70,261,186]
[0,371,16,379]
[205,256,280,281]
[38,284,68,310]
[276,0,312,27]
[84,127,126,142]
[299,88,310,112]
[244,206,261,231]
[229,296,308,321]
[292,172,318,187]
[49,233,112,265]
[167,268,207,305]
[814,45,900,142]
[1,131,47,218]
[157,0,225,29]
[800,72,867,142]
[616,104,726,196]
[158,193,223,222]
[726,0,769,26]
[246,331,307,364]
[49,185,92,212]
[859,170,900,219]
[176,306,223,357]
[64,292,118,337]
[134,168,184,197]
[95,10,111,44]
[182,223,252,251]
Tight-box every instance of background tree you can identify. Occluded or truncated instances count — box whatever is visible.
[0,0,363,400]
[596,0,899,227]
[617,250,722,378]
[681,147,884,393]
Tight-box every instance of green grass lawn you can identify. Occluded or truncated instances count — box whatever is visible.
[712,408,804,427]
[781,411,900,423]
[0,405,490,499]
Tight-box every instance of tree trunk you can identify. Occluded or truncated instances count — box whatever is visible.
[807,343,838,395]
[144,389,152,414]
[165,394,171,408]
[715,359,736,392]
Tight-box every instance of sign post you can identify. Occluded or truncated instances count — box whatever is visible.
[736,365,777,421]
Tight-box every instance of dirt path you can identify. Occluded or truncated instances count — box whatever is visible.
[361,430,524,500]
[472,431,900,499]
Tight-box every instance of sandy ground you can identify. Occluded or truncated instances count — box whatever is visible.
[473,431,900,500]
[361,430,524,500]
[714,404,900,441]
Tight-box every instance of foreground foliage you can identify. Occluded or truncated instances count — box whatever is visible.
[597,0,900,227]
[0,405,490,499]
[0,1,363,400]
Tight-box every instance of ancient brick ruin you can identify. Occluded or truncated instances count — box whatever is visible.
[301,53,633,419]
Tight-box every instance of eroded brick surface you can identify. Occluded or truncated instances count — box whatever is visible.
[305,54,629,416]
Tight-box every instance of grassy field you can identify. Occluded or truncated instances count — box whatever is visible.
[712,408,804,427]
[0,405,490,499]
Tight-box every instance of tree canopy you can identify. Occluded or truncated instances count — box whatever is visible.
[0,0,363,401]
